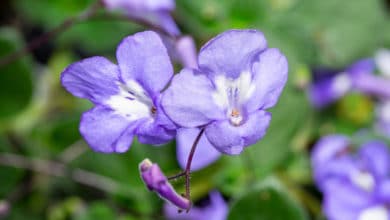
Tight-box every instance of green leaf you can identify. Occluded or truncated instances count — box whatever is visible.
[14,0,92,28]
[0,28,33,122]
[70,140,178,214]
[228,177,309,220]
[289,0,387,66]
[0,135,25,197]
[246,83,312,177]
[58,20,139,53]
[47,197,84,220]
[75,202,116,220]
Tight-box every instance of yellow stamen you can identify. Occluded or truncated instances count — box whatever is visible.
[231,109,240,117]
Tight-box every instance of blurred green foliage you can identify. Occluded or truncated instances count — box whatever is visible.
[0,0,389,219]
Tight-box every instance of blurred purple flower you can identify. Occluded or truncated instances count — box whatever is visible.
[308,59,374,108]
[311,136,390,220]
[61,31,176,153]
[102,0,180,36]
[162,29,288,155]
[375,49,390,77]
[376,101,390,136]
[164,191,228,220]
[374,49,390,137]
[139,159,191,210]
[311,134,352,191]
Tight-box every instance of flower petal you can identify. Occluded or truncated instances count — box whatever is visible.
[347,58,375,77]
[323,179,372,220]
[162,68,225,127]
[314,157,357,192]
[375,49,390,77]
[205,110,271,155]
[136,120,176,145]
[103,0,174,11]
[176,128,221,171]
[175,36,198,68]
[79,106,138,153]
[155,12,180,37]
[116,31,173,96]
[247,48,288,111]
[198,29,267,78]
[61,56,120,104]
[359,141,390,179]
[311,135,350,169]
[308,76,342,108]
[377,180,390,202]
[164,191,228,220]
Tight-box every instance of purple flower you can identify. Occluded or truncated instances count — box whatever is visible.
[311,136,390,220]
[311,134,352,191]
[162,29,288,155]
[102,0,180,36]
[375,101,390,136]
[139,159,191,210]
[308,59,374,108]
[373,49,390,137]
[61,31,176,153]
[164,191,228,220]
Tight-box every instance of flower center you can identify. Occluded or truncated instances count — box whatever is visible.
[151,106,157,115]
[229,108,243,126]
[351,170,375,192]
[358,205,388,220]
[212,71,255,126]
[105,80,155,120]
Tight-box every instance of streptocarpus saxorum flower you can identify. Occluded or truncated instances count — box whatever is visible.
[162,29,288,155]
[308,59,374,108]
[61,31,176,153]
[139,159,191,210]
[102,0,180,36]
[164,191,228,220]
[376,101,390,136]
[373,49,390,136]
[311,134,352,191]
[311,136,390,220]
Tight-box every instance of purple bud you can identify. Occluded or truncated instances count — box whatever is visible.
[175,36,198,69]
[139,159,191,210]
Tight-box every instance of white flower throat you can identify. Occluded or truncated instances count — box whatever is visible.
[351,170,375,192]
[105,80,155,120]
[358,205,388,220]
[212,71,255,126]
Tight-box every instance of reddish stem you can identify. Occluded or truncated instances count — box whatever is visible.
[167,128,205,211]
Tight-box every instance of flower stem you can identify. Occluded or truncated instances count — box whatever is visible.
[0,0,103,67]
[184,128,204,201]
[167,172,186,180]
[168,128,205,210]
